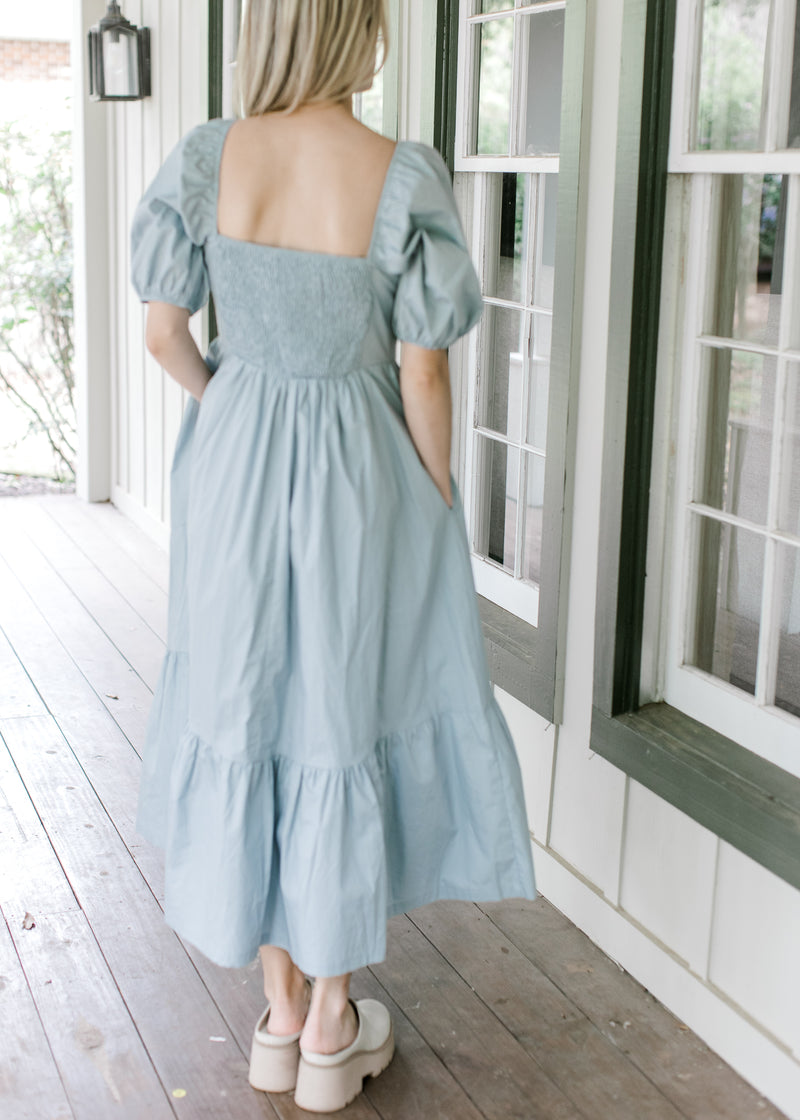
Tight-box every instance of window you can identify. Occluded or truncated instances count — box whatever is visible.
[455,1,567,628]
[652,0,800,777]
[447,0,585,721]
[589,0,800,892]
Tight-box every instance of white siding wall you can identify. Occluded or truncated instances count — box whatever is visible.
[108,0,208,545]
[101,0,800,1114]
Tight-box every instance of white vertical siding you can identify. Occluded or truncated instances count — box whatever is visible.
[109,0,208,541]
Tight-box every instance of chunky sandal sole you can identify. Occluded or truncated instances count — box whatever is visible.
[248,1034,301,1093]
[248,977,312,1093]
[293,1020,395,1113]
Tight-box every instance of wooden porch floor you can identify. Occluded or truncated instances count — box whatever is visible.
[0,494,786,1120]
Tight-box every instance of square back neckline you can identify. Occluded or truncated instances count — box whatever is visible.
[213,119,404,264]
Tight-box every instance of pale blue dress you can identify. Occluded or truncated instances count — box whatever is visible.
[130,117,537,976]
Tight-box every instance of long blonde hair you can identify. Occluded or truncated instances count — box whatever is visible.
[234,0,389,117]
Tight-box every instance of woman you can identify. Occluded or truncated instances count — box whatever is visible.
[130,0,537,1112]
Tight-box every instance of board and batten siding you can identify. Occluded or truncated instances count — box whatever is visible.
[97,0,800,1114]
[108,0,208,545]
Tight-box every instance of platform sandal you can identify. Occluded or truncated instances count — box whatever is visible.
[249,976,313,1093]
[293,997,395,1113]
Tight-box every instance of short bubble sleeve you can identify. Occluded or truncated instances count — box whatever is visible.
[378,142,484,350]
[130,128,210,314]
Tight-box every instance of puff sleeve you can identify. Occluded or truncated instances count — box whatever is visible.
[130,132,209,314]
[390,144,483,349]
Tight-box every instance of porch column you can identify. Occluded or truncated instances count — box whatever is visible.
[72,0,111,501]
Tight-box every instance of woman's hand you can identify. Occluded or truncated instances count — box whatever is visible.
[398,342,453,508]
[145,301,212,401]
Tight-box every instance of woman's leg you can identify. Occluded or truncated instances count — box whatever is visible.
[259,945,311,1035]
[299,973,359,1054]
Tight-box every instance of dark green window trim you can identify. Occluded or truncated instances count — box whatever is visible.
[592,705,800,892]
[433,0,459,174]
[479,597,551,717]
[591,0,800,891]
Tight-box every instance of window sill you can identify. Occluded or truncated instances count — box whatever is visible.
[591,702,800,892]
[478,595,553,722]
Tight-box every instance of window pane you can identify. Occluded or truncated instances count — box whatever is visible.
[477,306,526,439]
[534,174,558,309]
[522,452,545,584]
[355,66,384,132]
[691,517,764,695]
[697,348,775,525]
[483,173,528,303]
[472,435,520,572]
[526,357,550,450]
[776,543,800,716]
[477,0,513,11]
[780,369,800,536]
[786,8,800,147]
[475,17,514,155]
[694,0,770,151]
[518,9,565,156]
[706,175,784,346]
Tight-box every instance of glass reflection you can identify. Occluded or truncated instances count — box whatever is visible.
[478,306,526,440]
[523,452,545,584]
[707,175,784,346]
[534,174,558,308]
[781,370,800,536]
[695,0,770,151]
[476,17,514,155]
[519,10,564,156]
[698,348,775,525]
[473,435,520,572]
[776,543,800,716]
[691,517,764,695]
[484,173,528,303]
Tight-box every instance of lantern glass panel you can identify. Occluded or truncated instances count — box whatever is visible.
[102,27,138,97]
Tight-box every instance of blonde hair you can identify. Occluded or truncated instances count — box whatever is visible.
[234,0,389,117]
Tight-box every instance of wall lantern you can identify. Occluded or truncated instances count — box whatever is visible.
[88,2,151,101]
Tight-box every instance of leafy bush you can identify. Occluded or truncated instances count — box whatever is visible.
[0,122,75,480]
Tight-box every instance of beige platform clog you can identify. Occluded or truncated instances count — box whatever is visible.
[293,997,395,1113]
[248,976,313,1093]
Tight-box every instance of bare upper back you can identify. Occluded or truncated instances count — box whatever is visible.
[216,104,397,258]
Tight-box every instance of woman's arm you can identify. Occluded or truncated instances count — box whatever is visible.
[145,302,212,401]
[398,342,453,508]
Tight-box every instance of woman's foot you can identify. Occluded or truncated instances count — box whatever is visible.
[300,985,359,1054]
[264,972,312,1036]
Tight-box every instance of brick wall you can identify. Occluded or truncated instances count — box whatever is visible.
[0,40,70,81]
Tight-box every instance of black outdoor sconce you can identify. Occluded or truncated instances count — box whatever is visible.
[88,2,151,101]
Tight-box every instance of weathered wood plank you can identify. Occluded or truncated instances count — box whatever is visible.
[7,908,174,1120]
[410,900,684,1120]
[0,519,153,752]
[34,496,167,642]
[0,732,78,917]
[0,627,46,720]
[5,500,164,693]
[0,713,278,1120]
[0,912,74,1120]
[481,899,788,1120]
[0,552,165,899]
[371,912,581,1120]
[354,967,486,1120]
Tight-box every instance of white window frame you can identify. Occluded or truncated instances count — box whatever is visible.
[645,0,800,778]
[454,0,566,627]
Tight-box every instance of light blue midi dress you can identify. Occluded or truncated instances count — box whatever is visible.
[130,117,537,976]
